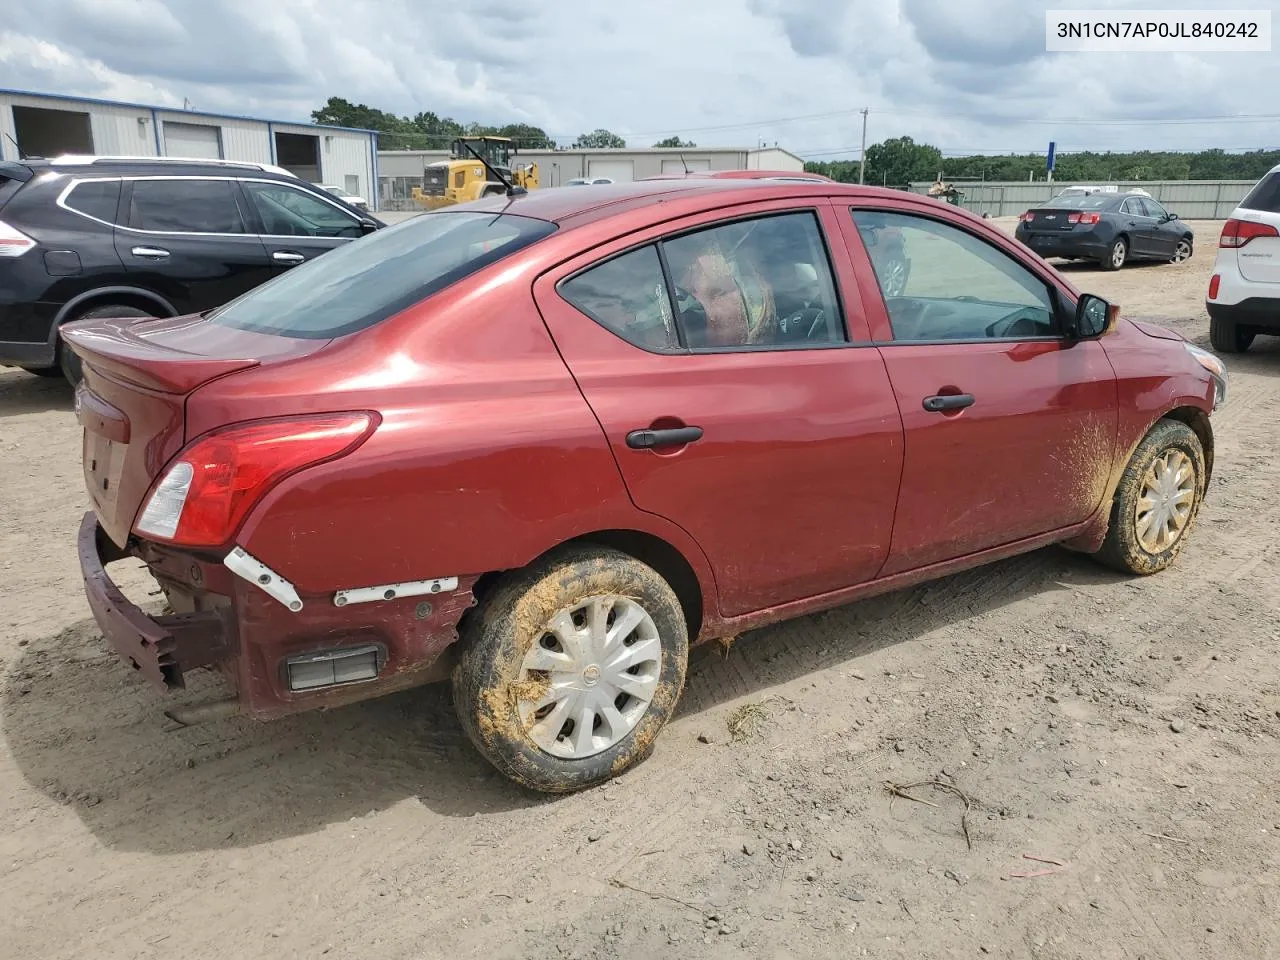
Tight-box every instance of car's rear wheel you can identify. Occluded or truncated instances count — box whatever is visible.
[1101,237,1128,271]
[1170,238,1192,263]
[1094,419,1206,575]
[1209,314,1255,353]
[58,304,154,385]
[27,366,64,378]
[452,546,689,793]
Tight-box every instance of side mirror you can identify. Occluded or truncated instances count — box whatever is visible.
[1072,293,1120,339]
[359,217,379,234]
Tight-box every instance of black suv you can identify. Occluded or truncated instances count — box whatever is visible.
[0,155,383,383]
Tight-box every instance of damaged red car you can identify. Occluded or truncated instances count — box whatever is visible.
[67,178,1227,793]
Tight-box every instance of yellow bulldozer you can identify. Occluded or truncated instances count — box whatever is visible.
[411,136,540,210]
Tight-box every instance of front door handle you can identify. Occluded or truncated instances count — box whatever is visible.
[626,426,704,449]
[131,246,170,259]
[272,251,306,264]
[922,394,975,412]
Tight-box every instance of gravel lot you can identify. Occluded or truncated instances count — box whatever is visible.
[3,218,1278,960]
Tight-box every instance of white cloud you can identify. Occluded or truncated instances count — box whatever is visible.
[0,0,1276,158]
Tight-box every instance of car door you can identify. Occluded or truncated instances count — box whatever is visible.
[1140,197,1179,257]
[115,177,272,313]
[238,179,367,271]
[1119,196,1159,257]
[534,201,905,617]
[840,204,1118,577]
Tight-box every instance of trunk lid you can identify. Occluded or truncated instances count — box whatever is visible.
[63,312,327,547]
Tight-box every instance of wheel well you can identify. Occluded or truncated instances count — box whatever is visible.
[1162,407,1214,484]
[66,290,174,322]
[465,530,705,641]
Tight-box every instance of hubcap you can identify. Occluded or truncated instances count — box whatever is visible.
[1135,449,1196,554]
[516,595,662,759]
[1173,241,1191,262]
[1112,243,1126,267]
[882,259,908,297]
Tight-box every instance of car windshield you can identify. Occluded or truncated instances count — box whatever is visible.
[1045,195,1113,210]
[209,212,556,339]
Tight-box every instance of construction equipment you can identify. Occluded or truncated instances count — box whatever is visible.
[411,136,539,210]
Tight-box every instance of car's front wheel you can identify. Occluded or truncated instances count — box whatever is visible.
[1209,314,1255,353]
[1094,419,1206,575]
[452,546,689,793]
[1101,236,1128,271]
[1171,238,1193,263]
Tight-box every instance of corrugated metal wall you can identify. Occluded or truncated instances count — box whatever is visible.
[906,180,1256,219]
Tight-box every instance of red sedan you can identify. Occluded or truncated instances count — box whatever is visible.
[66,178,1227,793]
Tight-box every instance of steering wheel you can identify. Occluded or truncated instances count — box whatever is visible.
[984,307,1041,339]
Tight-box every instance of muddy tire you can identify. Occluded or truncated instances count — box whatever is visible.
[1209,314,1254,354]
[1094,419,1206,575]
[452,546,689,793]
[1100,236,1128,271]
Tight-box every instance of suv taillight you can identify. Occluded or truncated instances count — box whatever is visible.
[0,220,35,257]
[1219,218,1280,248]
[134,413,378,547]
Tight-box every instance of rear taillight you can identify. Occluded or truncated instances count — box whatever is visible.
[134,413,378,547]
[1067,212,1101,225]
[1208,274,1221,300]
[1219,218,1279,248]
[1018,212,1033,222]
[0,220,35,257]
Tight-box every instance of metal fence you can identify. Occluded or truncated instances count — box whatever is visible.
[906,180,1256,219]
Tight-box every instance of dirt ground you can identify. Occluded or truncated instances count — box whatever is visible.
[3,218,1279,960]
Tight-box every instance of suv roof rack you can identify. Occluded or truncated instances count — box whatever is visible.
[45,155,297,179]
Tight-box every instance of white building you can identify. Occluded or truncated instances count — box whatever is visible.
[0,89,380,209]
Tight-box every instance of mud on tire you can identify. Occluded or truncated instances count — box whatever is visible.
[452,546,689,793]
[1094,418,1206,575]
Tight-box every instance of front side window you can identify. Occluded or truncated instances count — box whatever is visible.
[1141,197,1168,219]
[64,179,121,223]
[128,178,245,233]
[852,210,1057,342]
[242,182,362,239]
[209,211,555,339]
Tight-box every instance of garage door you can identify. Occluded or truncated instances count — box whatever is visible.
[661,157,711,174]
[587,159,634,182]
[163,122,223,159]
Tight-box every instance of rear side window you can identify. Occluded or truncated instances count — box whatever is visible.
[209,211,556,339]
[560,246,679,351]
[128,179,245,233]
[63,179,121,223]
[1241,173,1280,214]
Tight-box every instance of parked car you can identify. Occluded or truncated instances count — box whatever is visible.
[1205,162,1280,352]
[1014,191,1193,270]
[0,155,383,383]
[66,178,1226,794]
[318,183,370,211]
[564,177,615,186]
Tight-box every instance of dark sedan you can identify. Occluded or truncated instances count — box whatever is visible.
[1015,192,1194,271]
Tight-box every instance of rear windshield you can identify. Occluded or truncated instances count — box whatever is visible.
[1046,195,1113,210]
[209,211,557,339]
[1240,173,1280,214]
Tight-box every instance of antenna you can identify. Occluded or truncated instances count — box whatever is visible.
[3,131,24,159]
[679,152,690,174]
[458,139,524,197]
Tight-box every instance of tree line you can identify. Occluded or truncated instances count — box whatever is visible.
[310,97,694,150]
[804,136,1280,187]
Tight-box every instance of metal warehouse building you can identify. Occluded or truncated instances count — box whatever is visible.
[0,89,380,209]
[377,146,804,207]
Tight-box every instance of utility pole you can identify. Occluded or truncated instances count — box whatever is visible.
[858,107,869,184]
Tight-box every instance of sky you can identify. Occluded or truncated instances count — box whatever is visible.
[1,0,1278,159]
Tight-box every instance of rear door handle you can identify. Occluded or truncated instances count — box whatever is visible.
[922,394,975,412]
[130,246,170,259]
[272,251,306,264]
[626,426,704,449]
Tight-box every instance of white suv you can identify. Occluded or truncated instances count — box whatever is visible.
[1207,164,1280,352]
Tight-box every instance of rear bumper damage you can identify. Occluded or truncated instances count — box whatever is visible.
[77,511,478,719]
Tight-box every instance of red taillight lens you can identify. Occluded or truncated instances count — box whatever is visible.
[0,220,36,257]
[1208,274,1221,300]
[1018,212,1033,222]
[1067,212,1101,225]
[134,413,378,547]
[1219,218,1279,248]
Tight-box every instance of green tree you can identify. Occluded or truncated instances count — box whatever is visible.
[574,128,627,149]
[863,136,944,187]
[498,123,557,149]
[654,136,697,148]
[311,97,421,150]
